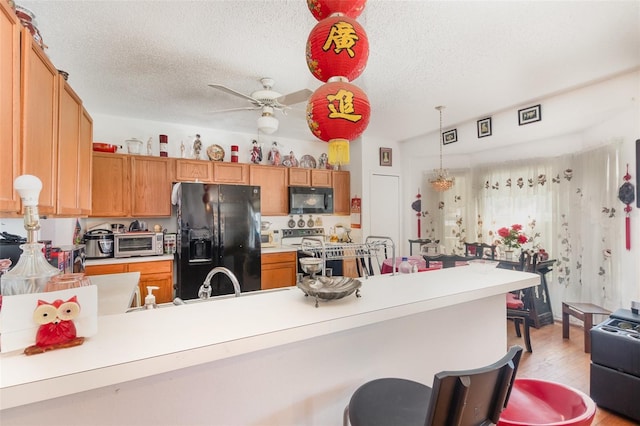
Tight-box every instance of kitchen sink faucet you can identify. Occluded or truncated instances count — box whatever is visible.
[198,267,241,299]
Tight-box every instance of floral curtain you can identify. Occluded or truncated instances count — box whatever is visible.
[421,142,625,317]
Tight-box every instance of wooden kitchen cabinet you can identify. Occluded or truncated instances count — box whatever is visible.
[261,251,297,289]
[57,78,93,216]
[91,154,172,217]
[213,162,249,184]
[175,159,213,182]
[20,27,59,215]
[78,108,93,214]
[127,260,174,304]
[0,1,21,213]
[131,156,173,217]
[288,168,310,186]
[85,259,174,304]
[250,165,289,216]
[91,153,131,217]
[332,170,350,215]
[287,169,332,188]
[311,169,332,187]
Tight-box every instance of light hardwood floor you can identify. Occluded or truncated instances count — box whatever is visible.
[507,320,639,426]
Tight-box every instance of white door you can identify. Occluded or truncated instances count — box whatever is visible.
[369,173,401,252]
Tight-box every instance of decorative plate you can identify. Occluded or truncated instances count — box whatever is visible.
[207,144,225,161]
[300,154,317,169]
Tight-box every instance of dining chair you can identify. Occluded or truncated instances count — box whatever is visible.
[464,242,497,260]
[419,242,440,256]
[423,254,473,269]
[344,345,524,426]
[505,251,538,352]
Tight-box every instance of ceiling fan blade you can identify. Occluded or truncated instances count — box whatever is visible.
[276,89,313,106]
[208,106,261,114]
[208,84,260,104]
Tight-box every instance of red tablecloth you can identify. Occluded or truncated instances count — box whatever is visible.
[381,256,441,274]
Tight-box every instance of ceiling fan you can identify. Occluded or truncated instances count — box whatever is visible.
[208,78,312,134]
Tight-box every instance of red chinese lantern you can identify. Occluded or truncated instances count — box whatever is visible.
[307,0,367,20]
[306,80,370,165]
[306,15,369,82]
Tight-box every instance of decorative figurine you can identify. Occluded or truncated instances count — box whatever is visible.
[146,137,153,156]
[250,140,263,164]
[180,141,186,158]
[288,151,299,167]
[24,296,85,355]
[268,141,281,166]
[193,134,202,160]
[318,153,329,169]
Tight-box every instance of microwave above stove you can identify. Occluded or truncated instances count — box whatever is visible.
[289,186,333,215]
[114,232,164,258]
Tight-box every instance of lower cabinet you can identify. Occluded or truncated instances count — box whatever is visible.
[261,251,297,290]
[85,259,174,305]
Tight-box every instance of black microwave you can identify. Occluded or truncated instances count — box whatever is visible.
[289,186,334,214]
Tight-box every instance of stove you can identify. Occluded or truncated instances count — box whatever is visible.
[281,228,325,246]
[590,308,640,422]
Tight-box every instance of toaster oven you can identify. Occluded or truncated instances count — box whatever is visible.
[114,232,164,258]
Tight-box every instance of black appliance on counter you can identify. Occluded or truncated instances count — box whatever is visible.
[0,232,26,267]
[176,183,261,300]
[590,308,640,422]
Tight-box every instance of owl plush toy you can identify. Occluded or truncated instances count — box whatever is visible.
[24,296,85,355]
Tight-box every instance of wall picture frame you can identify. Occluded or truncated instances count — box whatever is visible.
[477,117,492,138]
[442,129,458,145]
[518,104,542,125]
[380,147,392,166]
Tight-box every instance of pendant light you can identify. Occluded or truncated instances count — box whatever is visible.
[429,106,455,192]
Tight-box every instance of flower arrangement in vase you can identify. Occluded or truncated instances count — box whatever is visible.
[497,224,528,259]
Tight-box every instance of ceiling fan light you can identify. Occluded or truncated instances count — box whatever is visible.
[257,115,278,134]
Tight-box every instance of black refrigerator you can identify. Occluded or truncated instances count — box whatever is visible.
[176,183,261,300]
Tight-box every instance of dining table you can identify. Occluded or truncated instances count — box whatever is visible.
[380,256,441,274]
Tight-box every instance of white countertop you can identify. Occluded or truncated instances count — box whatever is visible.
[0,267,538,410]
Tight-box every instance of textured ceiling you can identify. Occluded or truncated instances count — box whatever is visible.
[18,0,640,143]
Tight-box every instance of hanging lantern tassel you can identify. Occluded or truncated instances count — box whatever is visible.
[328,138,350,165]
[618,164,635,251]
[411,191,422,238]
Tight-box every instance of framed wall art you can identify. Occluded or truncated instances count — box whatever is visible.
[442,129,458,145]
[380,147,392,166]
[518,104,541,125]
[477,117,492,138]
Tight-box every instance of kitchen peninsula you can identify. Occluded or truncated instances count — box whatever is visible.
[0,267,538,425]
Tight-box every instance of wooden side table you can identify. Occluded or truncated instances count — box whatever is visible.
[562,302,611,353]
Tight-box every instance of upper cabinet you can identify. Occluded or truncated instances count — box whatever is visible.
[0,13,93,217]
[175,159,213,182]
[288,168,310,186]
[20,27,58,215]
[311,170,332,187]
[0,1,21,212]
[57,78,93,216]
[250,165,289,216]
[213,162,249,184]
[288,169,332,188]
[130,156,173,217]
[91,153,130,217]
[332,170,350,215]
[91,153,172,217]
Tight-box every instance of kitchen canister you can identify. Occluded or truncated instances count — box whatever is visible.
[159,134,168,157]
[231,145,239,162]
